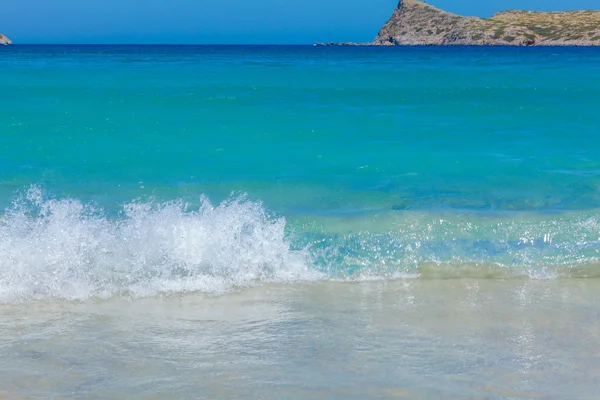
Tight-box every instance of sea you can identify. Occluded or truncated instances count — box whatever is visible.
[1,45,600,399]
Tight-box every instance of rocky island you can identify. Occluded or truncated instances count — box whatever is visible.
[0,34,11,45]
[373,0,600,46]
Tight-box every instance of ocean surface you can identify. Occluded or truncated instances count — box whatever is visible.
[2,45,600,399]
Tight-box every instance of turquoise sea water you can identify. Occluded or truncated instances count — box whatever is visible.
[3,45,600,298]
[2,45,600,399]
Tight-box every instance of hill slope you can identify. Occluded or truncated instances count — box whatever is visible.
[374,0,600,46]
[0,34,11,45]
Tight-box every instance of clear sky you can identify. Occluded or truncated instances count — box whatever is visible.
[2,0,600,44]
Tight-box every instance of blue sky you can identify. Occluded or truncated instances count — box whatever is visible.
[2,0,599,44]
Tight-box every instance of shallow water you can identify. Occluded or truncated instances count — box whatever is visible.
[2,280,600,399]
[2,45,600,398]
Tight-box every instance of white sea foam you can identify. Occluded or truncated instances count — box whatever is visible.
[0,187,320,302]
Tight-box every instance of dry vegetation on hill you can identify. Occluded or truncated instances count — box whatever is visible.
[374,0,600,46]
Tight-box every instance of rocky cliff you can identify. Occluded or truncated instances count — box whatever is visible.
[0,34,11,45]
[374,0,600,46]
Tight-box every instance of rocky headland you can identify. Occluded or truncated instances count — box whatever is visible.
[374,0,600,46]
[0,34,11,45]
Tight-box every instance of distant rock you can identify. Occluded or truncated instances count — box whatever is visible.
[313,42,364,47]
[0,34,12,45]
[373,0,600,46]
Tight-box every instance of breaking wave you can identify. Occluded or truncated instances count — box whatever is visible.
[0,187,318,302]
[2,186,600,302]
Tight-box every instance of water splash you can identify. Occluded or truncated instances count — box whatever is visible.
[3,187,600,303]
[0,187,318,302]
